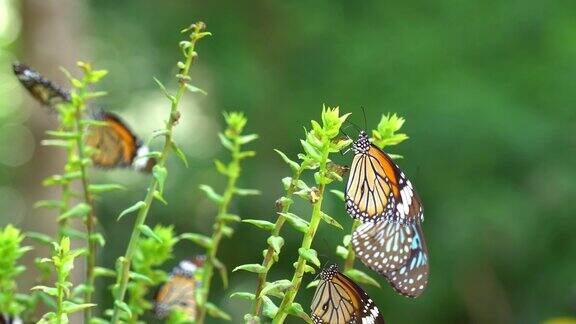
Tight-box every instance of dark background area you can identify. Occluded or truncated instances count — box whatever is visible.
[1,0,576,323]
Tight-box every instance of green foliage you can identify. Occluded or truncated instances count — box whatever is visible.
[109,22,210,323]
[0,225,31,317]
[33,237,95,324]
[126,225,178,322]
[195,111,259,324]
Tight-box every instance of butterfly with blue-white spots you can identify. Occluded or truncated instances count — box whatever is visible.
[352,221,429,298]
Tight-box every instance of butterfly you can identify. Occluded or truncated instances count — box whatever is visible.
[352,221,429,298]
[345,130,423,225]
[311,264,385,324]
[155,256,206,320]
[0,314,22,324]
[12,62,155,173]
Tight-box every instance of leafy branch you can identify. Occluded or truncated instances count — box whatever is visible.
[194,112,260,323]
[109,22,210,323]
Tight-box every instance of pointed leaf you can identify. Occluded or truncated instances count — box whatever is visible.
[199,184,223,204]
[234,188,261,196]
[218,133,234,150]
[89,184,126,193]
[153,165,168,194]
[184,83,208,96]
[261,296,278,319]
[287,303,313,324]
[171,141,189,168]
[58,203,91,221]
[205,302,231,320]
[31,285,58,296]
[138,224,162,243]
[279,212,309,233]
[319,211,343,230]
[330,189,345,202]
[230,292,255,300]
[239,134,259,144]
[306,279,319,289]
[267,235,284,255]
[344,269,381,288]
[117,201,146,221]
[298,247,320,267]
[274,149,300,172]
[213,257,228,288]
[242,219,276,232]
[114,300,132,318]
[232,264,266,274]
[179,233,213,249]
[259,279,292,298]
[336,245,348,259]
[62,301,96,313]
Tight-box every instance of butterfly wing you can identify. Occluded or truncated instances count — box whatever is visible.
[311,265,385,324]
[155,275,197,320]
[12,62,71,108]
[346,143,423,225]
[352,222,429,298]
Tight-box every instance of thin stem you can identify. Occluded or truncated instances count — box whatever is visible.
[251,168,303,316]
[196,139,241,324]
[343,220,361,271]
[110,23,205,324]
[274,145,331,323]
[55,248,65,324]
[72,89,97,322]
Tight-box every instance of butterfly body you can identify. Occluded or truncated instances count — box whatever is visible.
[345,131,423,225]
[311,264,385,324]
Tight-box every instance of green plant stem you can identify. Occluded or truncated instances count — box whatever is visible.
[343,220,361,271]
[274,146,330,323]
[55,248,65,324]
[72,91,98,323]
[110,26,201,324]
[252,168,303,316]
[197,139,242,324]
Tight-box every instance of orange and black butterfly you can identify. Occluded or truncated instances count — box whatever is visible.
[311,264,385,324]
[12,62,155,172]
[345,130,423,225]
[155,256,206,320]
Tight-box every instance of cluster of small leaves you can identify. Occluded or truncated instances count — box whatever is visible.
[0,225,32,318]
[124,225,179,322]
[193,111,259,324]
[29,62,113,322]
[331,113,410,288]
[32,237,95,324]
[110,22,210,323]
[232,106,351,323]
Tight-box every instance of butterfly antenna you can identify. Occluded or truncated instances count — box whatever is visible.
[361,106,368,130]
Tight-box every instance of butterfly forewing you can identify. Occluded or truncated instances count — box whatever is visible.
[12,62,70,108]
[311,265,385,324]
[345,131,423,225]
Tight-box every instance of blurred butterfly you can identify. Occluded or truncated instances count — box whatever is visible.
[155,256,206,320]
[352,221,429,298]
[12,62,155,173]
[345,130,423,224]
[0,314,22,324]
[311,264,385,324]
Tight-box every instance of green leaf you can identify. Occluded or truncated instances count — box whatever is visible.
[171,141,189,168]
[40,139,73,148]
[242,219,276,232]
[287,302,313,324]
[232,264,266,274]
[114,300,132,318]
[244,314,260,324]
[88,184,126,193]
[221,225,235,238]
[300,139,322,161]
[306,279,319,289]
[117,201,146,221]
[153,77,175,103]
[184,83,208,96]
[259,279,292,298]
[62,301,96,313]
[58,203,91,221]
[344,269,381,288]
[267,235,284,255]
[205,302,231,320]
[319,211,343,230]
[26,231,54,245]
[199,184,223,204]
[129,271,154,284]
[218,133,234,150]
[298,247,320,267]
[294,263,316,275]
[274,149,300,172]
[31,285,58,296]
[153,190,168,205]
[138,224,162,243]
[343,234,352,247]
[279,212,309,233]
[94,267,116,278]
[34,200,66,210]
[336,245,348,259]
[261,296,278,319]
[214,159,229,175]
[330,189,345,202]
[178,233,213,249]
[234,188,261,196]
[229,292,255,300]
[45,130,80,139]
[218,213,242,223]
[153,165,168,194]
[213,257,228,288]
[239,133,259,144]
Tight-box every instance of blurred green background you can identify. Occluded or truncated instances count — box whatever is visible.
[1,0,576,323]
